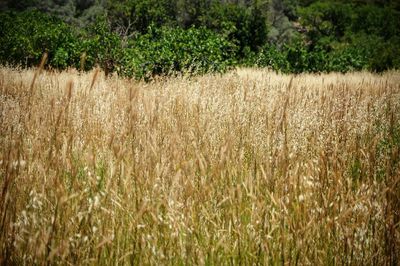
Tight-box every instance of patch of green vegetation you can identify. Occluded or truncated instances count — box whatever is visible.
[0,1,399,78]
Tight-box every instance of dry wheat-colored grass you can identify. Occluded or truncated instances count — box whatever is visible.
[0,66,399,265]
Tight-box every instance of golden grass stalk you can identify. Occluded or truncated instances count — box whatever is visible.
[0,67,399,264]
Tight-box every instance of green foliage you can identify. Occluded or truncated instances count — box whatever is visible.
[326,45,366,72]
[368,37,400,72]
[0,10,121,72]
[0,10,237,79]
[108,0,268,54]
[346,33,400,72]
[83,17,123,72]
[1,1,399,76]
[267,0,299,44]
[205,2,268,54]
[256,45,289,72]
[285,40,311,73]
[351,5,400,40]
[119,26,237,80]
[53,48,69,69]
[1,0,107,27]
[255,38,372,73]
[298,2,353,43]
[127,0,177,33]
[0,10,79,68]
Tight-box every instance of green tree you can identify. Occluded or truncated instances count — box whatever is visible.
[0,10,80,68]
[107,0,177,34]
[267,0,298,44]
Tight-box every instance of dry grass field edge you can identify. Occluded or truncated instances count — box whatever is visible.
[1,66,399,264]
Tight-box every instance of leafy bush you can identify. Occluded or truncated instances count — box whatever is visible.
[205,2,268,54]
[295,2,400,73]
[107,0,177,33]
[256,45,289,72]
[82,17,123,73]
[118,26,237,80]
[0,10,79,68]
[351,5,400,40]
[1,3,399,79]
[298,2,353,43]
[326,46,366,72]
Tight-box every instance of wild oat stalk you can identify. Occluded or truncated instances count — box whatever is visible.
[0,67,399,264]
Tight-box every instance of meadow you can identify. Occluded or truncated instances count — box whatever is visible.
[1,66,399,264]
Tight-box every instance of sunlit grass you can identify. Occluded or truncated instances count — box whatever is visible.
[1,67,399,264]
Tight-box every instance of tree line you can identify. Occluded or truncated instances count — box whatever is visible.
[0,0,399,79]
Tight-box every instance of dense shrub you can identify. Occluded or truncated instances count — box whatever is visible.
[204,2,268,54]
[256,45,289,72]
[107,0,177,33]
[0,10,236,79]
[298,2,353,43]
[1,1,399,78]
[0,10,79,68]
[83,17,123,73]
[119,26,237,80]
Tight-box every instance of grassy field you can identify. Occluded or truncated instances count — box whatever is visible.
[1,66,399,265]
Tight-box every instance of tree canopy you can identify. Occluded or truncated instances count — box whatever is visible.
[0,0,399,78]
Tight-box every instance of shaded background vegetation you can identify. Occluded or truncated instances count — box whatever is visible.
[0,0,399,79]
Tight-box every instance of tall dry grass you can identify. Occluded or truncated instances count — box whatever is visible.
[0,66,399,264]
